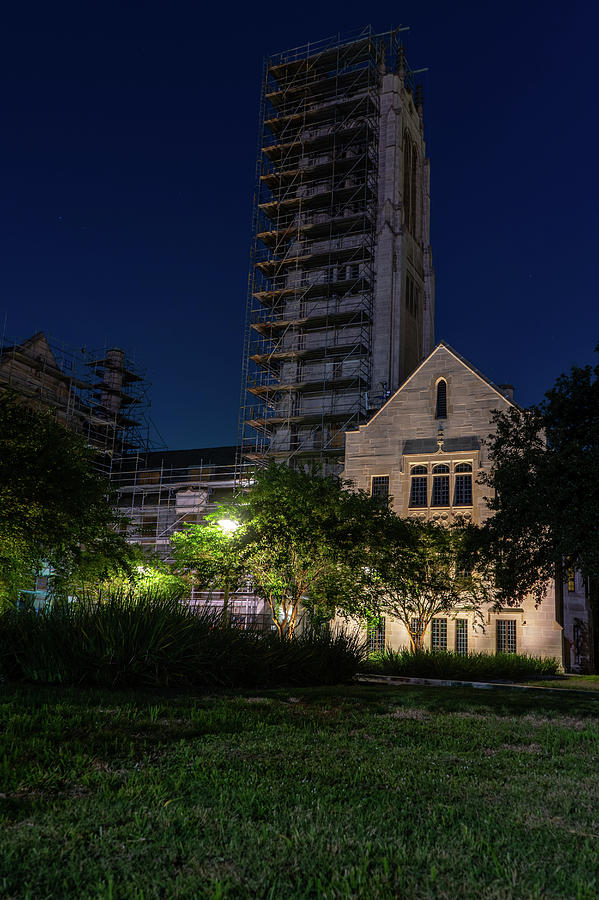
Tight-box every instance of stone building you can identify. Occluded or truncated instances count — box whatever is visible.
[0,331,148,463]
[343,341,591,671]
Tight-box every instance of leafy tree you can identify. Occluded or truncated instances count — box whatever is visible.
[367,515,495,651]
[0,395,131,604]
[70,546,185,601]
[240,464,387,638]
[483,348,599,608]
[171,508,247,621]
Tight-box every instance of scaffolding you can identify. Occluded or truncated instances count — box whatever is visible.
[239,26,419,473]
[111,448,253,559]
[0,329,154,470]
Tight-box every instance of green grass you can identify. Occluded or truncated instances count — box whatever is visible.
[524,675,599,691]
[362,648,561,682]
[2,684,599,898]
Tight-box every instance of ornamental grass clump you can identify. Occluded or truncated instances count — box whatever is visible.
[0,592,365,689]
[362,647,561,681]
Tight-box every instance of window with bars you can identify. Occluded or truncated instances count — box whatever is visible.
[567,567,576,592]
[435,380,447,419]
[367,617,386,654]
[431,618,447,650]
[431,464,450,507]
[455,619,468,655]
[496,620,517,654]
[371,475,390,504]
[454,463,473,506]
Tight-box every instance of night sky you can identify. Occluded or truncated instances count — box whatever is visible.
[2,1,597,450]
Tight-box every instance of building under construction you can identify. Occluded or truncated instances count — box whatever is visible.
[240,26,434,472]
[111,446,248,559]
[0,330,152,470]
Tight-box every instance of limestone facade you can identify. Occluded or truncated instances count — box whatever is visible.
[343,342,591,670]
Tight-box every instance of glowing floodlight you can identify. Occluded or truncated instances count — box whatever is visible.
[217,518,240,534]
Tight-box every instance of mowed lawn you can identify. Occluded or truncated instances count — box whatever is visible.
[2,683,599,899]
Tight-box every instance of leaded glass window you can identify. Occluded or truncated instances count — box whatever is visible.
[367,617,386,654]
[409,465,427,508]
[431,464,449,507]
[410,617,425,644]
[454,463,473,506]
[455,619,468,655]
[496,620,517,654]
[371,476,390,504]
[431,618,447,650]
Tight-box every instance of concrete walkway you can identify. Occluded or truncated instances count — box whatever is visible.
[356,673,599,696]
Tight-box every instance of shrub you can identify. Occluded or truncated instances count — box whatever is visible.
[0,593,365,689]
[361,648,561,682]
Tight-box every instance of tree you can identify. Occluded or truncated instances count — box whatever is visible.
[239,464,387,638]
[367,515,495,651]
[70,546,186,601]
[0,395,131,604]
[483,348,599,607]
[171,508,248,622]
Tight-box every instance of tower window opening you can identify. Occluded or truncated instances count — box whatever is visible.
[435,379,447,419]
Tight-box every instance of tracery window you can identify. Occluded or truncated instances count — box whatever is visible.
[407,461,474,511]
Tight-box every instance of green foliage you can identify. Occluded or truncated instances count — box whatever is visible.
[363,648,561,681]
[171,507,247,599]
[0,592,365,688]
[366,515,496,650]
[484,347,599,603]
[0,395,131,603]
[240,463,388,636]
[71,548,186,601]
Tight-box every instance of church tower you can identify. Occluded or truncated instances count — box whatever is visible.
[239,26,434,472]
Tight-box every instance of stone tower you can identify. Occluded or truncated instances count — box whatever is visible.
[240,26,434,472]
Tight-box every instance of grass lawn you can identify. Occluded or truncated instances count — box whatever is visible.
[525,675,599,692]
[2,683,599,898]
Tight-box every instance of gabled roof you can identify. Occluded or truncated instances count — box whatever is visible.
[351,341,517,433]
[0,331,61,371]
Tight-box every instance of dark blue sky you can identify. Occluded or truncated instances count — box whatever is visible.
[1,1,597,449]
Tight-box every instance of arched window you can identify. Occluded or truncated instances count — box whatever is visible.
[454,462,473,506]
[431,464,450,507]
[410,141,418,235]
[403,130,413,232]
[409,464,427,508]
[435,380,447,419]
